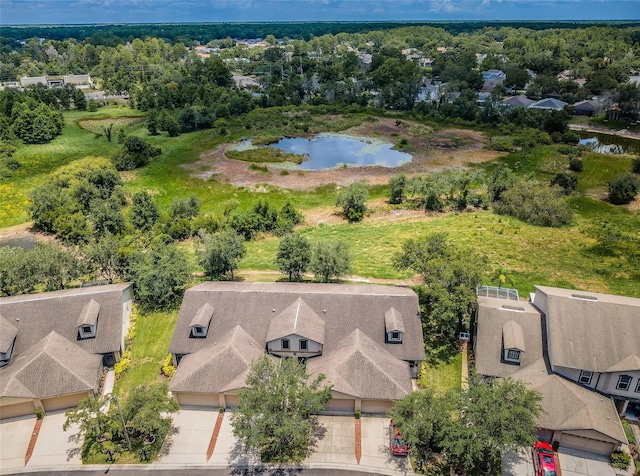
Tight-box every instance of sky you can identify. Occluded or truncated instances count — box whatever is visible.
[1,0,638,25]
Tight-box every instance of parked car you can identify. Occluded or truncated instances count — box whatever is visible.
[389,419,408,457]
[532,441,558,476]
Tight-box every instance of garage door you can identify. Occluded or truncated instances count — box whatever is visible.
[536,429,553,443]
[225,395,240,409]
[361,400,392,415]
[323,399,354,414]
[42,393,85,413]
[560,433,616,456]
[177,393,218,408]
[0,401,35,420]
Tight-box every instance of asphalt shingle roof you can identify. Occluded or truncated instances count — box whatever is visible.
[265,297,326,344]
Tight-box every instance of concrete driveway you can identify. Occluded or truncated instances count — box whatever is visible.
[0,416,35,472]
[157,407,219,465]
[503,447,623,476]
[27,411,82,468]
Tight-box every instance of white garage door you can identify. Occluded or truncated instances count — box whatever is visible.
[42,393,85,413]
[225,395,240,409]
[323,399,355,414]
[560,433,616,456]
[361,400,392,415]
[177,393,219,408]
[0,401,35,420]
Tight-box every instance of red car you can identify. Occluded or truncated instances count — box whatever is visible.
[532,441,558,476]
[389,419,409,457]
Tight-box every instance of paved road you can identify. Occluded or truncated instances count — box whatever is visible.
[3,469,393,476]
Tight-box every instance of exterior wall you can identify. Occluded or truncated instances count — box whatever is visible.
[597,370,640,400]
[267,334,322,358]
[121,286,134,354]
[553,365,588,385]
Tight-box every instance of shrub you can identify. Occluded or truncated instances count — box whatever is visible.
[569,158,584,172]
[610,449,631,470]
[632,157,640,174]
[608,173,640,205]
[336,181,368,222]
[35,408,44,420]
[161,354,176,378]
[561,131,580,144]
[494,181,573,227]
[114,350,132,379]
[112,136,161,171]
[550,172,577,195]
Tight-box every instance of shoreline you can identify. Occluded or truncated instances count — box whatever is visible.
[569,123,640,140]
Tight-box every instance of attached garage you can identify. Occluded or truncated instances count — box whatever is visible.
[42,392,87,413]
[176,392,219,408]
[361,400,392,415]
[224,395,240,409]
[0,400,36,420]
[559,433,617,456]
[323,398,355,414]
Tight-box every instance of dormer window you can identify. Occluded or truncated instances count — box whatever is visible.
[265,298,325,358]
[76,299,100,340]
[300,339,308,351]
[189,303,214,339]
[282,339,290,350]
[385,308,405,344]
[506,349,521,361]
[502,320,524,365]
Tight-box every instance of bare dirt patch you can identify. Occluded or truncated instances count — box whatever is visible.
[185,117,504,191]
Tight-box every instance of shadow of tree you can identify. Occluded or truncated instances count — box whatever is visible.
[66,429,83,461]
[157,424,180,459]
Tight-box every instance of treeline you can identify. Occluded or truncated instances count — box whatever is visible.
[4,21,639,45]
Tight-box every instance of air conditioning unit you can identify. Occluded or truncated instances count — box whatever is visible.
[459,332,470,341]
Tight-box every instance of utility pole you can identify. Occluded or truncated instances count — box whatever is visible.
[106,394,132,452]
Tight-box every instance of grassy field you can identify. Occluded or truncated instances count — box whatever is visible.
[418,353,463,395]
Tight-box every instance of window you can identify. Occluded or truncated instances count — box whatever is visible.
[616,375,632,391]
[635,380,640,393]
[281,339,290,350]
[391,332,400,340]
[82,326,92,334]
[579,370,593,385]
[507,349,520,361]
[190,326,207,338]
[300,340,308,351]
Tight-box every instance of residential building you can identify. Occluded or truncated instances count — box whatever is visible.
[474,287,632,455]
[168,282,425,415]
[529,98,568,111]
[502,95,535,109]
[0,283,133,419]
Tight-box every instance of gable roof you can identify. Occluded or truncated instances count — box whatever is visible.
[533,286,640,373]
[502,320,525,351]
[0,331,101,399]
[511,359,626,444]
[0,314,18,352]
[76,299,100,327]
[307,329,412,400]
[265,297,325,344]
[384,307,405,333]
[573,100,599,111]
[189,303,214,328]
[170,326,266,394]
[502,95,535,108]
[0,283,132,358]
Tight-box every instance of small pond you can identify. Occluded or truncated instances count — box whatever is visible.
[577,131,640,155]
[0,236,37,249]
[239,133,413,170]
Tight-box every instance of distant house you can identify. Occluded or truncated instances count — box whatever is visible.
[63,74,92,87]
[474,290,629,456]
[502,95,535,109]
[573,100,601,116]
[20,76,47,87]
[481,70,506,92]
[168,282,425,415]
[529,98,567,111]
[0,283,133,419]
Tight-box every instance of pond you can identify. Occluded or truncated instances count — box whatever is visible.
[240,133,413,170]
[577,131,640,155]
[0,236,37,249]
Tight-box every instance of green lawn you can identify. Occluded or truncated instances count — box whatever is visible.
[418,353,463,395]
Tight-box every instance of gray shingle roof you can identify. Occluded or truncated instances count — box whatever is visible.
[0,314,18,352]
[307,329,412,400]
[534,286,640,373]
[529,98,568,110]
[0,331,101,399]
[169,283,424,401]
[502,95,535,108]
[170,326,266,394]
[265,297,325,344]
[475,297,543,378]
[0,283,132,358]
[76,299,100,327]
[189,303,214,328]
[384,307,405,333]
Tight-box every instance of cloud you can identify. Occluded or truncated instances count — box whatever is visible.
[428,0,463,13]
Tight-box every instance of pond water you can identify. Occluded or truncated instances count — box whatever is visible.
[577,131,640,155]
[240,133,413,170]
[0,236,37,249]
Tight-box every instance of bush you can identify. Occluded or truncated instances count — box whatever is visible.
[161,354,176,378]
[632,157,640,174]
[494,181,573,227]
[35,408,44,420]
[550,172,577,195]
[608,173,640,205]
[569,158,584,172]
[610,449,631,470]
[112,136,161,171]
[336,181,368,222]
[114,350,132,379]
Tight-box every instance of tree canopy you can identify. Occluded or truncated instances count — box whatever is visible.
[231,355,332,464]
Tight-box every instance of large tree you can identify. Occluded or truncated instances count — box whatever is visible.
[394,233,483,359]
[231,355,332,464]
[197,229,246,280]
[275,233,311,282]
[310,240,351,283]
[336,181,368,222]
[439,374,542,472]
